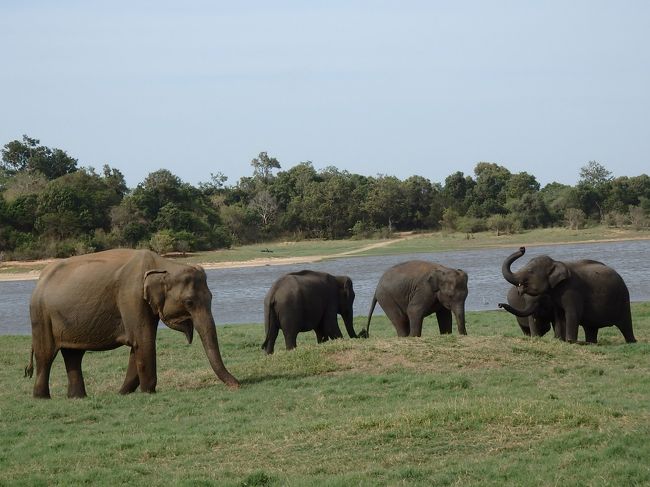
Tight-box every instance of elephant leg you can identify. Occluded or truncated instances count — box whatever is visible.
[61,349,87,398]
[537,321,552,337]
[516,318,531,336]
[283,331,298,351]
[584,327,598,344]
[382,303,409,337]
[135,329,158,393]
[407,308,425,337]
[315,329,329,343]
[33,346,57,399]
[528,316,541,337]
[322,311,343,340]
[119,348,140,394]
[264,325,280,354]
[436,308,453,335]
[564,310,580,343]
[616,308,637,343]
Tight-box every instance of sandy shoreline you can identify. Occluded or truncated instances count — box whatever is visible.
[1,235,648,283]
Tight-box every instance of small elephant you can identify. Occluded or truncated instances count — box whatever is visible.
[498,248,556,337]
[365,260,468,337]
[26,249,239,398]
[498,287,556,337]
[262,270,357,354]
[501,246,636,344]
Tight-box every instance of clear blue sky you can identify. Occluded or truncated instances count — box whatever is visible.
[1,1,648,188]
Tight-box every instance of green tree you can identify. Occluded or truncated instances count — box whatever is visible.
[250,152,281,184]
[576,161,613,221]
[443,171,475,214]
[1,135,78,179]
[467,162,511,217]
[364,175,406,233]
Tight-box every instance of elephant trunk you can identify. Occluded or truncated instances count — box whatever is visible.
[453,304,467,335]
[342,311,357,338]
[193,310,240,389]
[502,247,526,286]
[498,300,538,318]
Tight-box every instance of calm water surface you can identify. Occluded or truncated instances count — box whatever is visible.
[1,240,649,335]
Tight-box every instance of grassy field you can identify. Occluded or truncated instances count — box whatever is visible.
[1,304,649,486]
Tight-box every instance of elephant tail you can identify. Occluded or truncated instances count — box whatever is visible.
[262,299,279,351]
[24,347,34,378]
[362,295,378,338]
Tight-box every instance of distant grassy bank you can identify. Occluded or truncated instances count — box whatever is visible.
[1,226,648,278]
[184,225,650,265]
[1,304,649,486]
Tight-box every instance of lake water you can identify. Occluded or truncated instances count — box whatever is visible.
[1,240,649,335]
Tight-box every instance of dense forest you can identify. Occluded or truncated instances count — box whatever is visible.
[1,135,649,260]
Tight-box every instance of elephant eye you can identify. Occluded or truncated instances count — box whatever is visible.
[184,299,194,308]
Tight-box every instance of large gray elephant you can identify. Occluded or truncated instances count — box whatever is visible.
[262,270,357,354]
[501,246,636,344]
[365,260,468,337]
[26,249,239,398]
[498,248,556,337]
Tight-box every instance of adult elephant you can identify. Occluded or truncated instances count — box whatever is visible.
[501,246,636,344]
[365,261,468,337]
[26,249,239,398]
[262,270,357,354]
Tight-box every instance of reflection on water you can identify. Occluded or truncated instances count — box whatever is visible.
[1,240,649,335]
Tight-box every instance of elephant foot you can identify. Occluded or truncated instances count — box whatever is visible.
[33,390,51,399]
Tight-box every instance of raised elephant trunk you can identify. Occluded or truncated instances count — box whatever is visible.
[498,300,538,317]
[193,309,240,389]
[502,247,526,286]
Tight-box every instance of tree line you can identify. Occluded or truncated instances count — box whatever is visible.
[1,135,649,260]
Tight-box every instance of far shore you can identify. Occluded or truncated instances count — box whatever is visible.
[2,230,649,283]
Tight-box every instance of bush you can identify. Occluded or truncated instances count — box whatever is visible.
[457,216,487,233]
[486,214,519,235]
[350,221,377,239]
[149,230,175,255]
[629,206,649,230]
[564,208,586,230]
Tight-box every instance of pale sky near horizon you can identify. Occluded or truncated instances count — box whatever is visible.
[1,1,649,189]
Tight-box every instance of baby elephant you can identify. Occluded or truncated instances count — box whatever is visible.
[262,270,357,354]
[365,260,468,337]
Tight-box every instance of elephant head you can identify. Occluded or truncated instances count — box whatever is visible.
[501,247,570,297]
[429,267,468,335]
[144,265,240,388]
[335,275,357,338]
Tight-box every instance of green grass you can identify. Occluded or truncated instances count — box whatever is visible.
[1,303,649,486]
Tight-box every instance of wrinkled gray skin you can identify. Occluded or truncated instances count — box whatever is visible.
[26,249,239,398]
[262,270,357,354]
[365,261,468,337]
[501,246,636,344]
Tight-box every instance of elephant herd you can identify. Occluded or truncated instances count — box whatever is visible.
[24,247,637,399]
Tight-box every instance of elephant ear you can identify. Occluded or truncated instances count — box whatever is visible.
[337,276,354,301]
[548,261,570,288]
[143,270,168,317]
[426,270,442,293]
